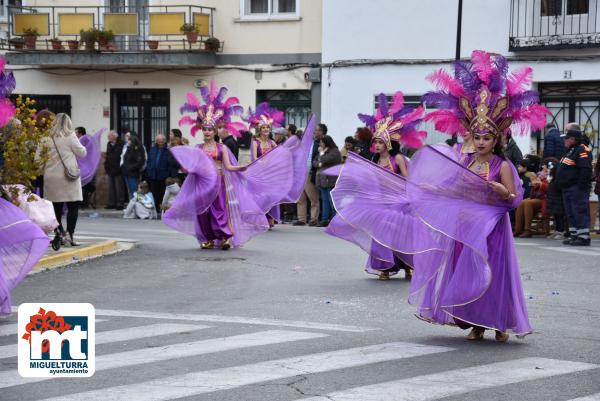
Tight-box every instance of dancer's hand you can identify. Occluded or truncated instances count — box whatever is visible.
[487,181,509,198]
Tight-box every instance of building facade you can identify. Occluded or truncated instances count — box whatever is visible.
[322,0,600,155]
[4,0,322,150]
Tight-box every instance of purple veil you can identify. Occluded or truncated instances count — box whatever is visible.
[0,197,49,315]
[78,128,107,186]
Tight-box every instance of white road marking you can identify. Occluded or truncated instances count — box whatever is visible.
[38,342,454,401]
[539,247,600,257]
[0,323,209,359]
[95,308,377,333]
[0,329,328,388]
[0,319,106,338]
[514,242,544,246]
[568,394,600,401]
[299,357,598,401]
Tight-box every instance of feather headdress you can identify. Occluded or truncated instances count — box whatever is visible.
[422,50,550,137]
[179,80,246,138]
[358,91,427,150]
[244,102,285,129]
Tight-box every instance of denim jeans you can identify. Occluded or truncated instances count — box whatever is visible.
[319,187,334,221]
[124,176,139,200]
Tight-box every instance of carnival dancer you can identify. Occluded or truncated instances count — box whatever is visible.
[163,81,295,250]
[247,102,285,226]
[326,91,427,280]
[331,51,547,341]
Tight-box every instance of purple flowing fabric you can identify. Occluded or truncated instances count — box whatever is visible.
[164,143,294,247]
[78,128,107,186]
[0,198,49,315]
[280,114,316,202]
[328,146,532,336]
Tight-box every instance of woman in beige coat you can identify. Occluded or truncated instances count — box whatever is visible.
[42,113,87,246]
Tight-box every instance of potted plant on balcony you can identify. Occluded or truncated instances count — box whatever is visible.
[80,29,97,51]
[67,39,79,50]
[97,29,114,51]
[50,37,63,50]
[22,27,39,50]
[147,39,159,50]
[9,37,25,50]
[180,23,199,44]
[204,37,220,52]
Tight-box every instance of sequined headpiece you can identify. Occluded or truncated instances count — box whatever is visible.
[358,91,427,150]
[179,80,246,137]
[422,50,550,137]
[244,102,285,130]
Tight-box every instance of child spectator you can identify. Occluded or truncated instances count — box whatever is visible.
[123,181,156,220]
[161,177,181,212]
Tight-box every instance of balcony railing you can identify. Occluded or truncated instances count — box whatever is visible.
[2,4,221,52]
[509,0,600,50]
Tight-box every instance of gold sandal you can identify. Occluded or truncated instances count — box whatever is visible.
[201,240,215,249]
[495,331,509,342]
[220,238,231,250]
[467,327,485,341]
[378,271,390,281]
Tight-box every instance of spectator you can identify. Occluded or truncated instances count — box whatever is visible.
[545,157,566,240]
[121,133,146,200]
[543,123,565,159]
[517,160,533,200]
[341,136,355,163]
[314,135,342,227]
[161,177,181,213]
[594,154,600,233]
[556,126,593,246]
[354,127,373,160]
[104,130,125,210]
[514,167,549,238]
[123,180,156,220]
[287,124,298,138]
[294,123,325,226]
[41,113,87,246]
[169,128,183,145]
[168,128,184,182]
[146,134,172,213]
[273,127,287,145]
[503,134,523,168]
[218,126,239,160]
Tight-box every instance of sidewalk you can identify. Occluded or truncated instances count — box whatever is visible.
[33,236,135,274]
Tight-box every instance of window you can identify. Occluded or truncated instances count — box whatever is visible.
[541,0,562,16]
[541,0,589,16]
[0,0,20,21]
[566,0,589,14]
[241,0,299,19]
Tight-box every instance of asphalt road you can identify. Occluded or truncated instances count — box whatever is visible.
[1,216,599,401]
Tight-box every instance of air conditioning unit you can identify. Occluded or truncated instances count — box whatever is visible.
[306,68,321,83]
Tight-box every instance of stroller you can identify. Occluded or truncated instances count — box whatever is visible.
[1,184,61,250]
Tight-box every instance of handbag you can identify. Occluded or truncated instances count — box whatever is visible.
[51,136,80,181]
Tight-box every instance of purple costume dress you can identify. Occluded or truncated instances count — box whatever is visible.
[195,144,234,242]
[78,128,107,186]
[0,197,49,315]
[330,146,532,335]
[252,138,280,222]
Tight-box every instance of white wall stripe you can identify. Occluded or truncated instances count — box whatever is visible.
[38,342,454,401]
[539,247,600,257]
[0,319,107,338]
[568,394,600,401]
[0,329,328,389]
[0,323,209,359]
[299,358,598,401]
[95,308,377,333]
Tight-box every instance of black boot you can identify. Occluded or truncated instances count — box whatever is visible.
[570,237,591,246]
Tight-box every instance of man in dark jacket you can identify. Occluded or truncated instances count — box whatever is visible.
[556,126,593,246]
[294,123,325,226]
[503,134,523,168]
[145,134,172,213]
[217,127,239,160]
[543,123,566,160]
[104,130,125,210]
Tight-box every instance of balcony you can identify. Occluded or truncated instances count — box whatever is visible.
[509,0,600,51]
[2,4,221,67]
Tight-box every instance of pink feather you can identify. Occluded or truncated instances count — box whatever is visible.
[471,50,494,85]
[190,125,200,137]
[0,99,15,128]
[209,79,217,101]
[427,69,465,97]
[223,96,240,108]
[225,122,247,138]
[178,116,196,127]
[400,107,425,126]
[400,130,427,149]
[186,92,200,109]
[0,57,6,74]
[424,110,468,136]
[506,66,533,96]
[510,104,550,135]
[389,91,405,115]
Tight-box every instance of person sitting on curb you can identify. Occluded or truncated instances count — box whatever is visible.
[123,181,157,220]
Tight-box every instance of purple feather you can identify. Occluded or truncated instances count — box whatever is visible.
[394,106,415,119]
[453,61,480,92]
[422,92,459,110]
[377,93,389,117]
[0,72,15,98]
[509,91,540,109]
[357,113,376,128]
[200,86,210,103]
[215,87,228,104]
[179,103,198,114]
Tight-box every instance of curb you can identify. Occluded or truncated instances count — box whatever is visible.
[33,240,120,273]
